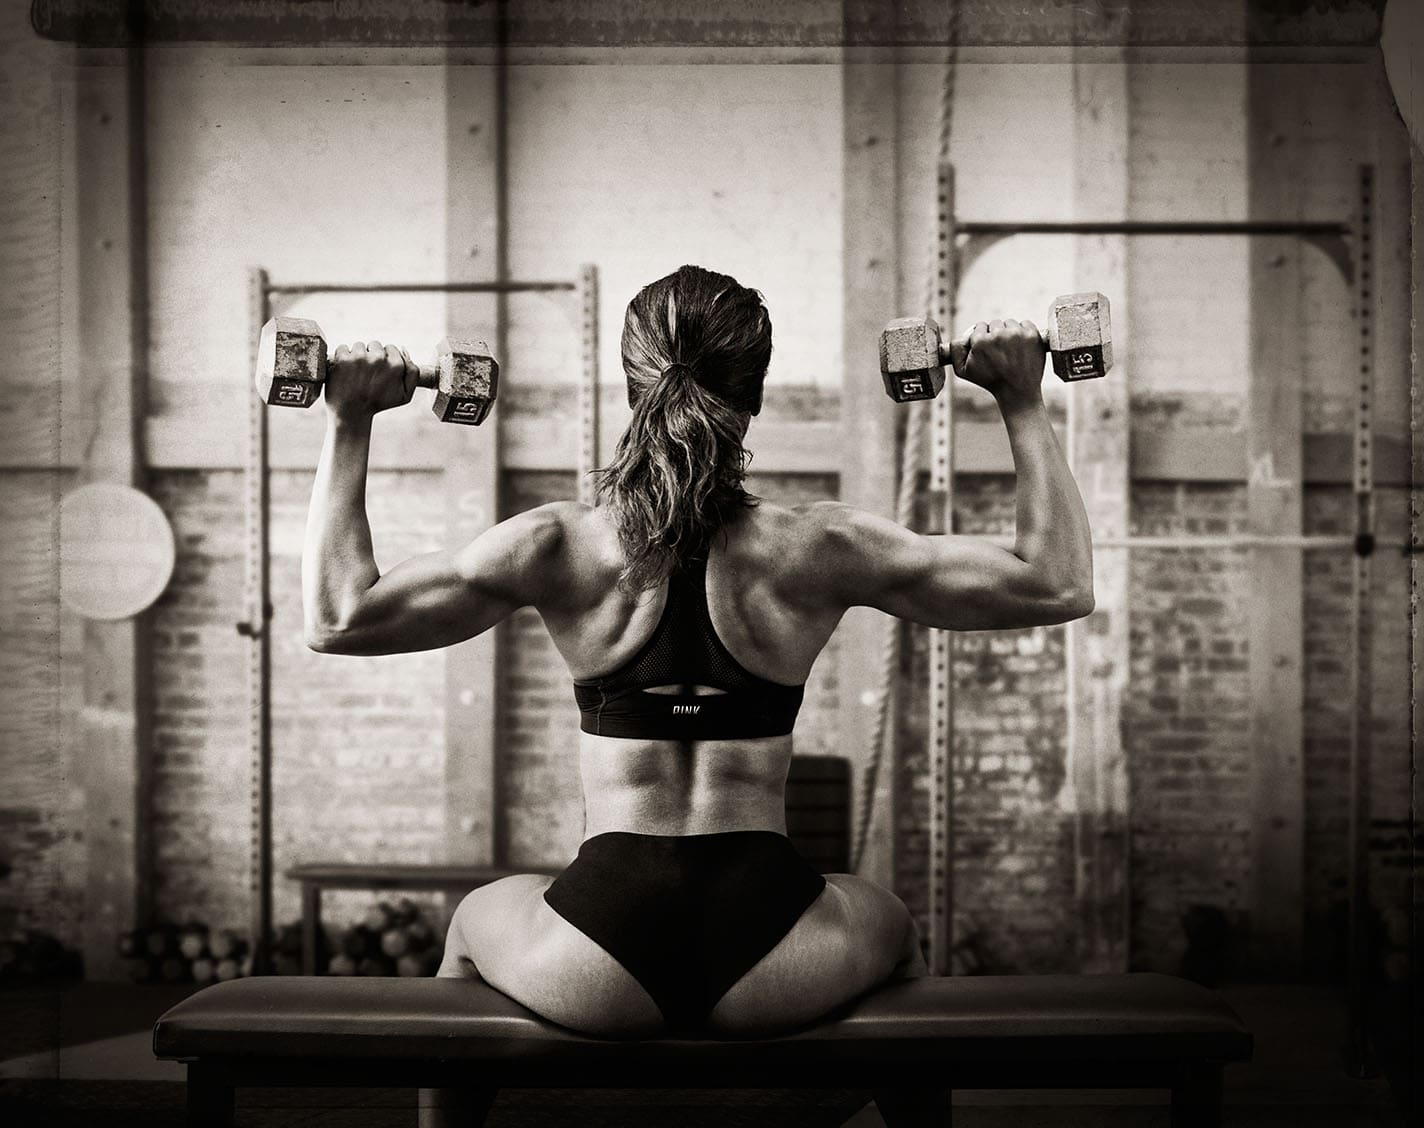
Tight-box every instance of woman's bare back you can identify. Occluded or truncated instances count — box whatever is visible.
[538,499,844,688]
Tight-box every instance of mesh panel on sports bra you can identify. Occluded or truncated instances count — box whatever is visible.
[610,560,757,692]
[571,556,806,740]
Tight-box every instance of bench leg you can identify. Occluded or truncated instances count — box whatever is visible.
[1170,1064,1223,1128]
[186,1064,234,1128]
[872,1087,952,1127]
[301,880,322,974]
[418,1085,497,1128]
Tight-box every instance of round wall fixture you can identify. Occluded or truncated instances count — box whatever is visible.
[59,482,176,621]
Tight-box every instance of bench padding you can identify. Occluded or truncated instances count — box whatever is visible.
[154,973,1251,1071]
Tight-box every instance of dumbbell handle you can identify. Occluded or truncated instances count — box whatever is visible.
[326,348,441,389]
[941,327,1050,372]
[397,361,441,389]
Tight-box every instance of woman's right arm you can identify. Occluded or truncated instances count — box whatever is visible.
[813,319,1094,631]
[303,341,564,656]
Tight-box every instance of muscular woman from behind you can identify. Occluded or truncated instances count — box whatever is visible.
[303,264,1093,1037]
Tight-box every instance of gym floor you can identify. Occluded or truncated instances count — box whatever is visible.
[0,982,1409,1127]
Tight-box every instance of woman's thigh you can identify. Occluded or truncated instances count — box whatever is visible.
[438,873,664,1038]
[706,873,923,1037]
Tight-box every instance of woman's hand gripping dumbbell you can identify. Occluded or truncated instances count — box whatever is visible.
[255,316,499,425]
[879,292,1113,403]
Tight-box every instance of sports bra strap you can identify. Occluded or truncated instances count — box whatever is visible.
[571,556,805,740]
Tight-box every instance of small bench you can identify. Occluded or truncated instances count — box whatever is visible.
[285,863,557,974]
[153,973,1252,1127]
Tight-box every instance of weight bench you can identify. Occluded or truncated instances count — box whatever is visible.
[153,973,1251,1127]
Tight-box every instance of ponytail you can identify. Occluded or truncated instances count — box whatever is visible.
[595,361,757,593]
[598,265,772,592]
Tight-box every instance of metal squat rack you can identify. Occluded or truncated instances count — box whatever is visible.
[920,162,1383,1066]
[240,265,600,973]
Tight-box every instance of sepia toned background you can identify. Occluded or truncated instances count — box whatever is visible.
[0,0,1417,1120]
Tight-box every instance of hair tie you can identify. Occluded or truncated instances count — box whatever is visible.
[660,361,697,382]
[647,360,761,416]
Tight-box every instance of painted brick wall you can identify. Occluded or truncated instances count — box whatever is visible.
[0,473,85,939]
[1126,482,1253,973]
[1301,484,1414,978]
[0,4,63,471]
[0,5,81,940]
[145,62,451,439]
[6,414,1413,970]
[889,455,1412,978]
[149,470,250,933]
[150,468,449,933]
[895,473,1077,974]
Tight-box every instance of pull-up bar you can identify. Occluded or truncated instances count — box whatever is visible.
[266,280,579,296]
[956,219,1355,282]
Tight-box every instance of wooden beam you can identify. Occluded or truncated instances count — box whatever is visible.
[441,30,503,867]
[1244,60,1307,975]
[29,0,1386,49]
[67,47,154,979]
[117,410,1415,486]
[1068,21,1131,974]
[839,10,900,889]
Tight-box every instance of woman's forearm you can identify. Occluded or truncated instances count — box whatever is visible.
[998,390,1094,611]
[303,415,380,646]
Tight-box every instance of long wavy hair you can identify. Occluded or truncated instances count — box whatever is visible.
[594,265,772,592]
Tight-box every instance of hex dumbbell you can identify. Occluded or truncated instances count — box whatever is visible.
[255,317,499,425]
[880,292,1113,403]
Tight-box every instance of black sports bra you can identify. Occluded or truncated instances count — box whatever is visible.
[572,556,805,740]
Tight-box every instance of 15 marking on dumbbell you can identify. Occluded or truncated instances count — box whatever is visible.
[880,291,1113,402]
[255,316,500,425]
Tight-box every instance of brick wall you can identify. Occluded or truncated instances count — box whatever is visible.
[1126,482,1253,973]
[150,468,449,934]
[1301,485,1415,978]
[0,2,78,941]
[887,462,1411,978]
[3,406,1412,974]
[0,473,84,939]
[893,473,1075,973]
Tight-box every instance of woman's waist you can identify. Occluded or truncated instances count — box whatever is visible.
[579,785,790,841]
[578,733,792,835]
[580,816,789,843]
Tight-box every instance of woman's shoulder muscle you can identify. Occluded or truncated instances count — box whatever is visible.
[520,499,870,611]
[729,500,869,607]
[525,501,628,610]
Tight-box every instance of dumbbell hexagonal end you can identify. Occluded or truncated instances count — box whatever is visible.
[431,338,498,426]
[879,316,947,403]
[1046,292,1112,381]
[255,317,327,407]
